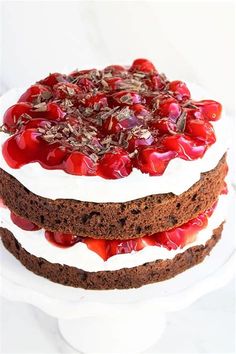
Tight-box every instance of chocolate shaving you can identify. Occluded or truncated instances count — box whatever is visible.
[176,111,187,133]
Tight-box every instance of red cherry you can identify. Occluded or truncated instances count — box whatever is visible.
[2,134,24,168]
[101,111,139,134]
[39,72,67,87]
[104,65,127,76]
[156,97,181,120]
[17,129,42,151]
[84,238,108,260]
[53,82,82,99]
[150,118,176,134]
[10,211,40,231]
[77,78,95,92]
[45,231,80,248]
[3,102,32,132]
[168,80,191,101]
[129,58,157,73]
[69,69,96,78]
[109,237,156,257]
[144,74,165,91]
[18,84,52,103]
[130,104,150,118]
[127,133,154,152]
[136,146,176,176]
[185,119,216,145]
[30,102,66,121]
[185,108,203,120]
[44,144,68,167]
[64,151,96,176]
[98,148,132,179]
[162,134,207,160]
[101,116,122,134]
[112,91,142,105]
[105,77,123,90]
[193,100,222,121]
[83,93,108,110]
[23,118,52,130]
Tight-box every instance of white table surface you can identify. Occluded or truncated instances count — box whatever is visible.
[1,279,235,354]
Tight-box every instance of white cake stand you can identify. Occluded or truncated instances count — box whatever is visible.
[1,190,235,354]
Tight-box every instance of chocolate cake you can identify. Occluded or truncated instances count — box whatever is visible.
[0,58,228,289]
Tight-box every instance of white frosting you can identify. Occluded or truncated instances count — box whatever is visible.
[0,85,228,203]
[0,195,227,272]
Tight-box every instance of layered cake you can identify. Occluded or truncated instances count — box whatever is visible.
[0,59,228,289]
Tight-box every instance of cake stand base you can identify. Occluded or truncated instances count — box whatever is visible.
[58,311,166,353]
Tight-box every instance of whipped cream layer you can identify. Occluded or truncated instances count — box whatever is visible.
[0,85,228,203]
[0,195,227,272]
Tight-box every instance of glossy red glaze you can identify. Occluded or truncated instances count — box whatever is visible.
[97,148,132,179]
[18,84,52,103]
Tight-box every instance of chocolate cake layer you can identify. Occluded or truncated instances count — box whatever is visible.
[0,224,223,290]
[0,154,227,239]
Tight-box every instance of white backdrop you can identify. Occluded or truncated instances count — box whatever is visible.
[0,0,235,114]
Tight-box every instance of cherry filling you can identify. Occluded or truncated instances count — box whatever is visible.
[7,201,219,261]
[1,59,222,179]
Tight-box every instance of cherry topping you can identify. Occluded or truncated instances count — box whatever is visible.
[44,145,68,167]
[53,82,81,99]
[83,93,108,110]
[45,231,80,248]
[22,118,52,130]
[39,73,67,87]
[112,91,142,105]
[2,134,24,168]
[186,108,204,120]
[104,65,127,76]
[2,129,44,168]
[162,134,207,160]
[185,119,216,145]
[127,132,154,152]
[101,109,139,134]
[130,104,150,118]
[29,102,66,121]
[144,74,165,91]
[64,151,96,176]
[105,77,123,90]
[136,147,177,175]
[129,58,157,73]
[156,97,181,120]
[1,59,222,180]
[17,128,42,151]
[84,238,108,260]
[18,84,52,103]
[98,148,132,179]
[10,211,40,231]
[168,80,191,101]
[150,118,176,134]
[193,100,222,121]
[3,102,32,132]
[77,78,95,92]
